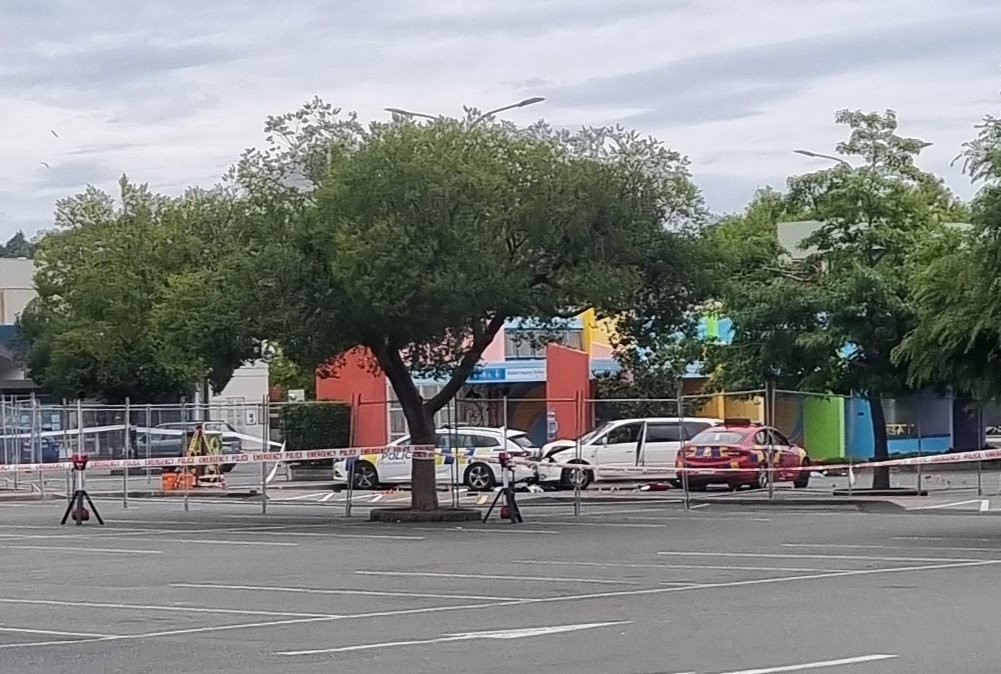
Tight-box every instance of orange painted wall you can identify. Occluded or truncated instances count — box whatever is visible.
[315,348,389,446]
[545,344,591,440]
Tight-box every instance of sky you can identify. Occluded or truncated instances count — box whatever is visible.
[2,0,1000,238]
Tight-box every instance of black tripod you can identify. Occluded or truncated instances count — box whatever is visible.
[482,467,528,524]
[60,455,104,526]
[61,489,104,526]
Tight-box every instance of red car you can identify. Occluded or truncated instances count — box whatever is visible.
[674,419,811,491]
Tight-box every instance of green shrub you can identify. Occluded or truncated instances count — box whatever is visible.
[279,403,351,466]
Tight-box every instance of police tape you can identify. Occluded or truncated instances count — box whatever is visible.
[0,445,437,474]
[0,424,283,447]
[505,445,1001,478]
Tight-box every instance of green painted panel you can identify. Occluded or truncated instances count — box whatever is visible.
[803,396,845,459]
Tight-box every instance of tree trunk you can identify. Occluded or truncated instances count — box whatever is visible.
[869,392,890,490]
[403,400,439,511]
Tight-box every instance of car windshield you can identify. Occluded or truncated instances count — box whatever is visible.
[579,422,613,444]
[689,429,748,445]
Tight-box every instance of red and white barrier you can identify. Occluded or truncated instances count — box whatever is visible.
[0,445,437,475]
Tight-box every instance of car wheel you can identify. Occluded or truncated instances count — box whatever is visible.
[464,463,497,491]
[221,463,235,474]
[793,458,811,489]
[351,461,379,490]
[755,467,769,490]
[560,461,593,490]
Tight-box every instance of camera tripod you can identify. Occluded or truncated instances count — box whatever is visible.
[482,467,530,524]
[60,454,104,526]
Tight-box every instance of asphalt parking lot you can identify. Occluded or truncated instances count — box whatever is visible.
[1,498,1001,673]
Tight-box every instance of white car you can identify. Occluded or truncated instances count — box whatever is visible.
[541,416,723,489]
[332,426,540,491]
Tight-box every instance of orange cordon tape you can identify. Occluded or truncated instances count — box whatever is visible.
[0,445,437,474]
[506,445,1001,477]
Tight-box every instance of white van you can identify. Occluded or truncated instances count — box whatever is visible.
[540,417,723,489]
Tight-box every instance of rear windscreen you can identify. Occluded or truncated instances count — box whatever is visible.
[689,430,747,445]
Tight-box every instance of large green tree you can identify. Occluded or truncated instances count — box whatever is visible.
[18,178,255,402]
[225,100,707,510]
[896,114,1001,401]
[707,110,961,488]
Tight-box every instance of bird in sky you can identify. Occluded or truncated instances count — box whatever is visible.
[50,130,59,138]
[40,161,49,168]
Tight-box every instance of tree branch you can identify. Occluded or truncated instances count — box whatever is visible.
[553,306,591,319]
[367,340,423,415]
[427,314,506,413]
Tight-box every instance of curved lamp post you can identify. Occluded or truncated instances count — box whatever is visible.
[385,97,545,126]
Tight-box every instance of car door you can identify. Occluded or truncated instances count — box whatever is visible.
[375,434,412,483]
[640,422,683,467]
[770,429,799,468]
[595,422,643,471]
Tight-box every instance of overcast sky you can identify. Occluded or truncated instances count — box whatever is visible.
[2,0,999,237]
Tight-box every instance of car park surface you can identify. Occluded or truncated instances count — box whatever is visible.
[1,497,1001,673]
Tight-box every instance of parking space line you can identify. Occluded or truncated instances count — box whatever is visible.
[2,545,162,555]
[410,527,560,535]
[893,536,997,542]
[714,653,897,673]
[355,570,640,585]
[527,521,665,528]
[276,620,633,656]
[514,560,857,573]
[782,543,1001,554]
[172,582,535,602]
[0,626,112,638]
[280,492,330,501]
[0,597,335,618]
[656,551,984,563]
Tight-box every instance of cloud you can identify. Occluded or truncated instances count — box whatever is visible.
[0,0,998,234]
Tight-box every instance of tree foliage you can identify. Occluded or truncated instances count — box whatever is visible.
[219,99,707,509]
[705,110,961,484]
[17,178,255,403]
[896,115,1001,400]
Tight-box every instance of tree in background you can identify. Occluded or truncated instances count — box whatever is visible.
[706,110,962,489]
[896,114,1001,401]
[17,178,256,403]
[225,100,707,511]
[0,231,40,258]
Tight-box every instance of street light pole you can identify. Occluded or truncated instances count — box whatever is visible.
[793,149,852,168]
[385,97,545,126]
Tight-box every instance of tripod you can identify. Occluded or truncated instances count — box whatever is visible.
[482,463,525,524]
[60,455,104,526]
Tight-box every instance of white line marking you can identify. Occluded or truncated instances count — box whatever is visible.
[0,597,335,618]
[280,492,329,501]
[656,551,983,563]
[321,493,336,503]
[2,559,992,651]
[981,499,990,512]
[527,521,664,528]
[276,620,632,656]
[715,653,897,674]
[120,538,298,547]
[906,499,984,510]
[0,626,111,638]
[172,582,534,602]
[894,536,996,542]
[689,503,709,509]
[355,570,638,585]
[369,494,384,503]
[514,560,857,573]
[783,543,1001,554]
[2,545,161,555]
[411,527,560,535]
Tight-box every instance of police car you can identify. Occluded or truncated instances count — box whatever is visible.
[332,426,542,491]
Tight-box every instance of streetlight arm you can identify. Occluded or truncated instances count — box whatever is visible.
[793,149,852,168]
[472,97,546,126]
[385,107,438,121]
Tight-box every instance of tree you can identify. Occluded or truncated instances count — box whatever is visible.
[896,114,1001,401]
[0,231,39,258]
[707,110,961,488]
[17,177,255,403]
[230,100,707,510]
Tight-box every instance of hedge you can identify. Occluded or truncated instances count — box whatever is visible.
[279,403,351,466]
